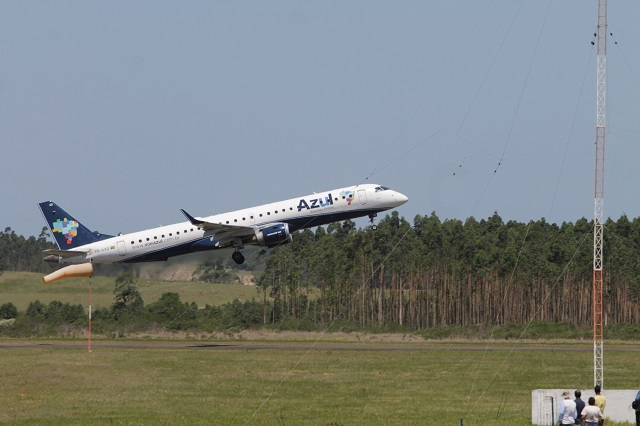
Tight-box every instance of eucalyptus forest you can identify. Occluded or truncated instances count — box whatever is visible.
[258,212,640,330]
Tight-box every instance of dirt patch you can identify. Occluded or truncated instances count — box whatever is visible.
[161,266,195,282]
[237,271,255,286]
[136,262,197,281]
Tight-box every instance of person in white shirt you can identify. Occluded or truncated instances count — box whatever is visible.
[581,397,603,426]
[558,390,577,425]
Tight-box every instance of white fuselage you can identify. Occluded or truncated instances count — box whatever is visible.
[50,184,408,265]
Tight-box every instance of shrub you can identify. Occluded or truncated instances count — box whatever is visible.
[0,302,18,319]
[25,300,46,317]
[147,292,197,330]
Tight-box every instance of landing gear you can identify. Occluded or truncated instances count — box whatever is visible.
[232,251,245,265]
[368,213,378,230]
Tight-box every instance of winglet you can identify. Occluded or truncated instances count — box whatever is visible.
[180,209,206,226]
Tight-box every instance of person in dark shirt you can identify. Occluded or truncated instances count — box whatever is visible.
[634,389,640,426]
[575,390,586,425]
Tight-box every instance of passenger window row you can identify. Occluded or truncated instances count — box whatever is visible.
[219,195,346,225]
[130,194,350,245]
[130,228,195,244]
[223,207,294,224]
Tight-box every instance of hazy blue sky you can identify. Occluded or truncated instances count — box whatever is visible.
[3,1,640,238]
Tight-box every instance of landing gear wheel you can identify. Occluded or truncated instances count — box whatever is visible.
[368,213,378,230]
[232,251,245,265]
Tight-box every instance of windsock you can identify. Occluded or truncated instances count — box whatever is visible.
[43,263,94,284]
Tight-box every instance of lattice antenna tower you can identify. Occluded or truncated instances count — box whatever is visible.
[593,0,607,390]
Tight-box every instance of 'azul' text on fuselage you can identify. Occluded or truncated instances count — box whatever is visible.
[297,193,333,211]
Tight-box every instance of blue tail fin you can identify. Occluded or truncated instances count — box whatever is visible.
[38,201,113,250]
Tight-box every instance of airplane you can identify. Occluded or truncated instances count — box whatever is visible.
[39,183,408,267]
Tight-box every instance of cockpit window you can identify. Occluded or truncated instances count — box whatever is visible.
[375,186,390,192]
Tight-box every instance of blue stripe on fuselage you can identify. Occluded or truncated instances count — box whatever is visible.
[285,207,385,232]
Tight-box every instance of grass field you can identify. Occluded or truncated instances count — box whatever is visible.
[1,272,638,424]
[1,337,638,425]
[0,271,261,311]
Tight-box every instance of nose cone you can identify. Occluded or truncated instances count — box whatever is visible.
[393,191,409,207]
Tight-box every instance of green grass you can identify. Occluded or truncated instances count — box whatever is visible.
[0,338,637,425]
[0,272,261,310]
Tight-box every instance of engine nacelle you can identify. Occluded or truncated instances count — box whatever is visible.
[255,223,293,248]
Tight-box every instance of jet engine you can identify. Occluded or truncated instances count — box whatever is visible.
[255,223,293,248]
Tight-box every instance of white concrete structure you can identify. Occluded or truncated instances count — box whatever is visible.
[532,389,637,425]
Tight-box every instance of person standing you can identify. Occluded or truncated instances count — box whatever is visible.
[558,390,577,425]
[581,397,603,426]
[574,390,585,425]
[594,385,606,426]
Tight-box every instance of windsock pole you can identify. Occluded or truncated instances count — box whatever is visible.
[42,263,95,352]
[88,279,92,353]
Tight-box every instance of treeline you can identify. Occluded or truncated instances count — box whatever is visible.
[0,227,56,273]
[257,212,640,331]
[3,213,640,334]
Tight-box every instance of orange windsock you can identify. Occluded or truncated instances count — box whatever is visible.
[42,263,94,284]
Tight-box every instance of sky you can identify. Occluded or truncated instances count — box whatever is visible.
[3,0,640,238]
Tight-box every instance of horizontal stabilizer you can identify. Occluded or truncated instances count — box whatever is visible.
[43,249,88,259]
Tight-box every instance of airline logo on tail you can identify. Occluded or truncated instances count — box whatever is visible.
[52,218,79,245]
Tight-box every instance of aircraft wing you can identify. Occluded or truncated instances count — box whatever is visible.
[180,209,254,233]
[42,249,89,259]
